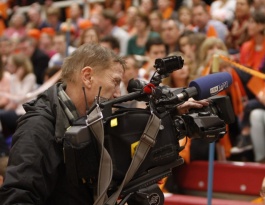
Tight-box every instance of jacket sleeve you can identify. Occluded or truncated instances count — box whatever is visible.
[0,115,63,205]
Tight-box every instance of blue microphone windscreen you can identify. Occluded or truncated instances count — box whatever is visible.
[188,72,233,100]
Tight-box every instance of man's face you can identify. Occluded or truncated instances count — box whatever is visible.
[192,6,209,29]
[161,20,180,45]
[147,44,167,61]
[96,15,109,32]
[19,41,35,57]
[0,40,12,55]
[171,63,189,82]
[235,0,250,18]
[89,62,124,105]
[83,29,99,44]
[157,0,170,11]
[53,35,66,55]
[179,36,193,55]
[27,9,40,24]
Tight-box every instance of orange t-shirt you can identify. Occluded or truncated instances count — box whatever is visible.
[240,39,265,70]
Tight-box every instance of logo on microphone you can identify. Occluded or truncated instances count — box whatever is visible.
[210,81,229,95]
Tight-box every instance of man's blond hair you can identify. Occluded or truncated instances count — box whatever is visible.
[61,43,126,83]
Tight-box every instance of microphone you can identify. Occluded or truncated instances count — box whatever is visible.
[188,72,232,100]
[158,72,233,105]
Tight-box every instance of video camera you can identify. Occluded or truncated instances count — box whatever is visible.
[63,56,235,205]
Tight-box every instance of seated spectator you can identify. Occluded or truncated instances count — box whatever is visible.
[210,0,236,24]
[161,18,183,54]
[162,51,191,88]
[197,37,227,76]
[4,12,27,42]
[226,0,252,55]
[251,0,265,13]
[120,55,141,108]
[139,37,167,81]
[0,37,14,67]
[250,109,265,162]
[162,51,192,164]
[25,3,46,30]
[239,10,265,71]
[19,37,50,85]
[138,0,154,15]
[48,32,76,68]
[122,6,138,37]
[127,11,160,56]
[95,9,130,56]
[41,6,62,32]
[0,55,11,109]
[0,53,36,138]
[149,10,163,35]
[110,0,126,27]
[38,29,56,58]
[78,26,100,46]
[177,30,206,80]
[230,12,265,155]
[157,0,178,20]
[194,37,251,159]
[178,6,194,31]
[192,1,228,42]
[100,35,120,55]
[66,2,84,38]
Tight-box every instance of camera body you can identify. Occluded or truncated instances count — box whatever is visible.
[63,56,235,204]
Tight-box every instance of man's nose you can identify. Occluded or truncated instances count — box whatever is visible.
[113,86,121,98]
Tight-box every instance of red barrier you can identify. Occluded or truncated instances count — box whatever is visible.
[174,161,265,196]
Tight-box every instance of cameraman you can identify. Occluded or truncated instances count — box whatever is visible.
[0,43,209,205]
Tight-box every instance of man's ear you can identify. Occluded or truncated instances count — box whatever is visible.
[81,66,93,88]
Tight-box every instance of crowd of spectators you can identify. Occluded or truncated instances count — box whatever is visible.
[0,0,265,182]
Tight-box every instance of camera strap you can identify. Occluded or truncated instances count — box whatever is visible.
[105,112,161,205]
[87,104,161,205]
[86,104,113,205]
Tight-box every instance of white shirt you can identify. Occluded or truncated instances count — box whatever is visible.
[48,46,76,68]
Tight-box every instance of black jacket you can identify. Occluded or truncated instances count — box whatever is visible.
[31,48,50,85]
[0,84,94,205]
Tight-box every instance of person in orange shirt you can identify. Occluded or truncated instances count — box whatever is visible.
[239,10,265,71]
[157,0,178,20]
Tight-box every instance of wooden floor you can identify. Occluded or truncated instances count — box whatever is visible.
[164,193,257,205]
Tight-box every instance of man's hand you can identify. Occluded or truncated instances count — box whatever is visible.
[177,98,209,115]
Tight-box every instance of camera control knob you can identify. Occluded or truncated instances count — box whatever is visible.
[198,111,211,116]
